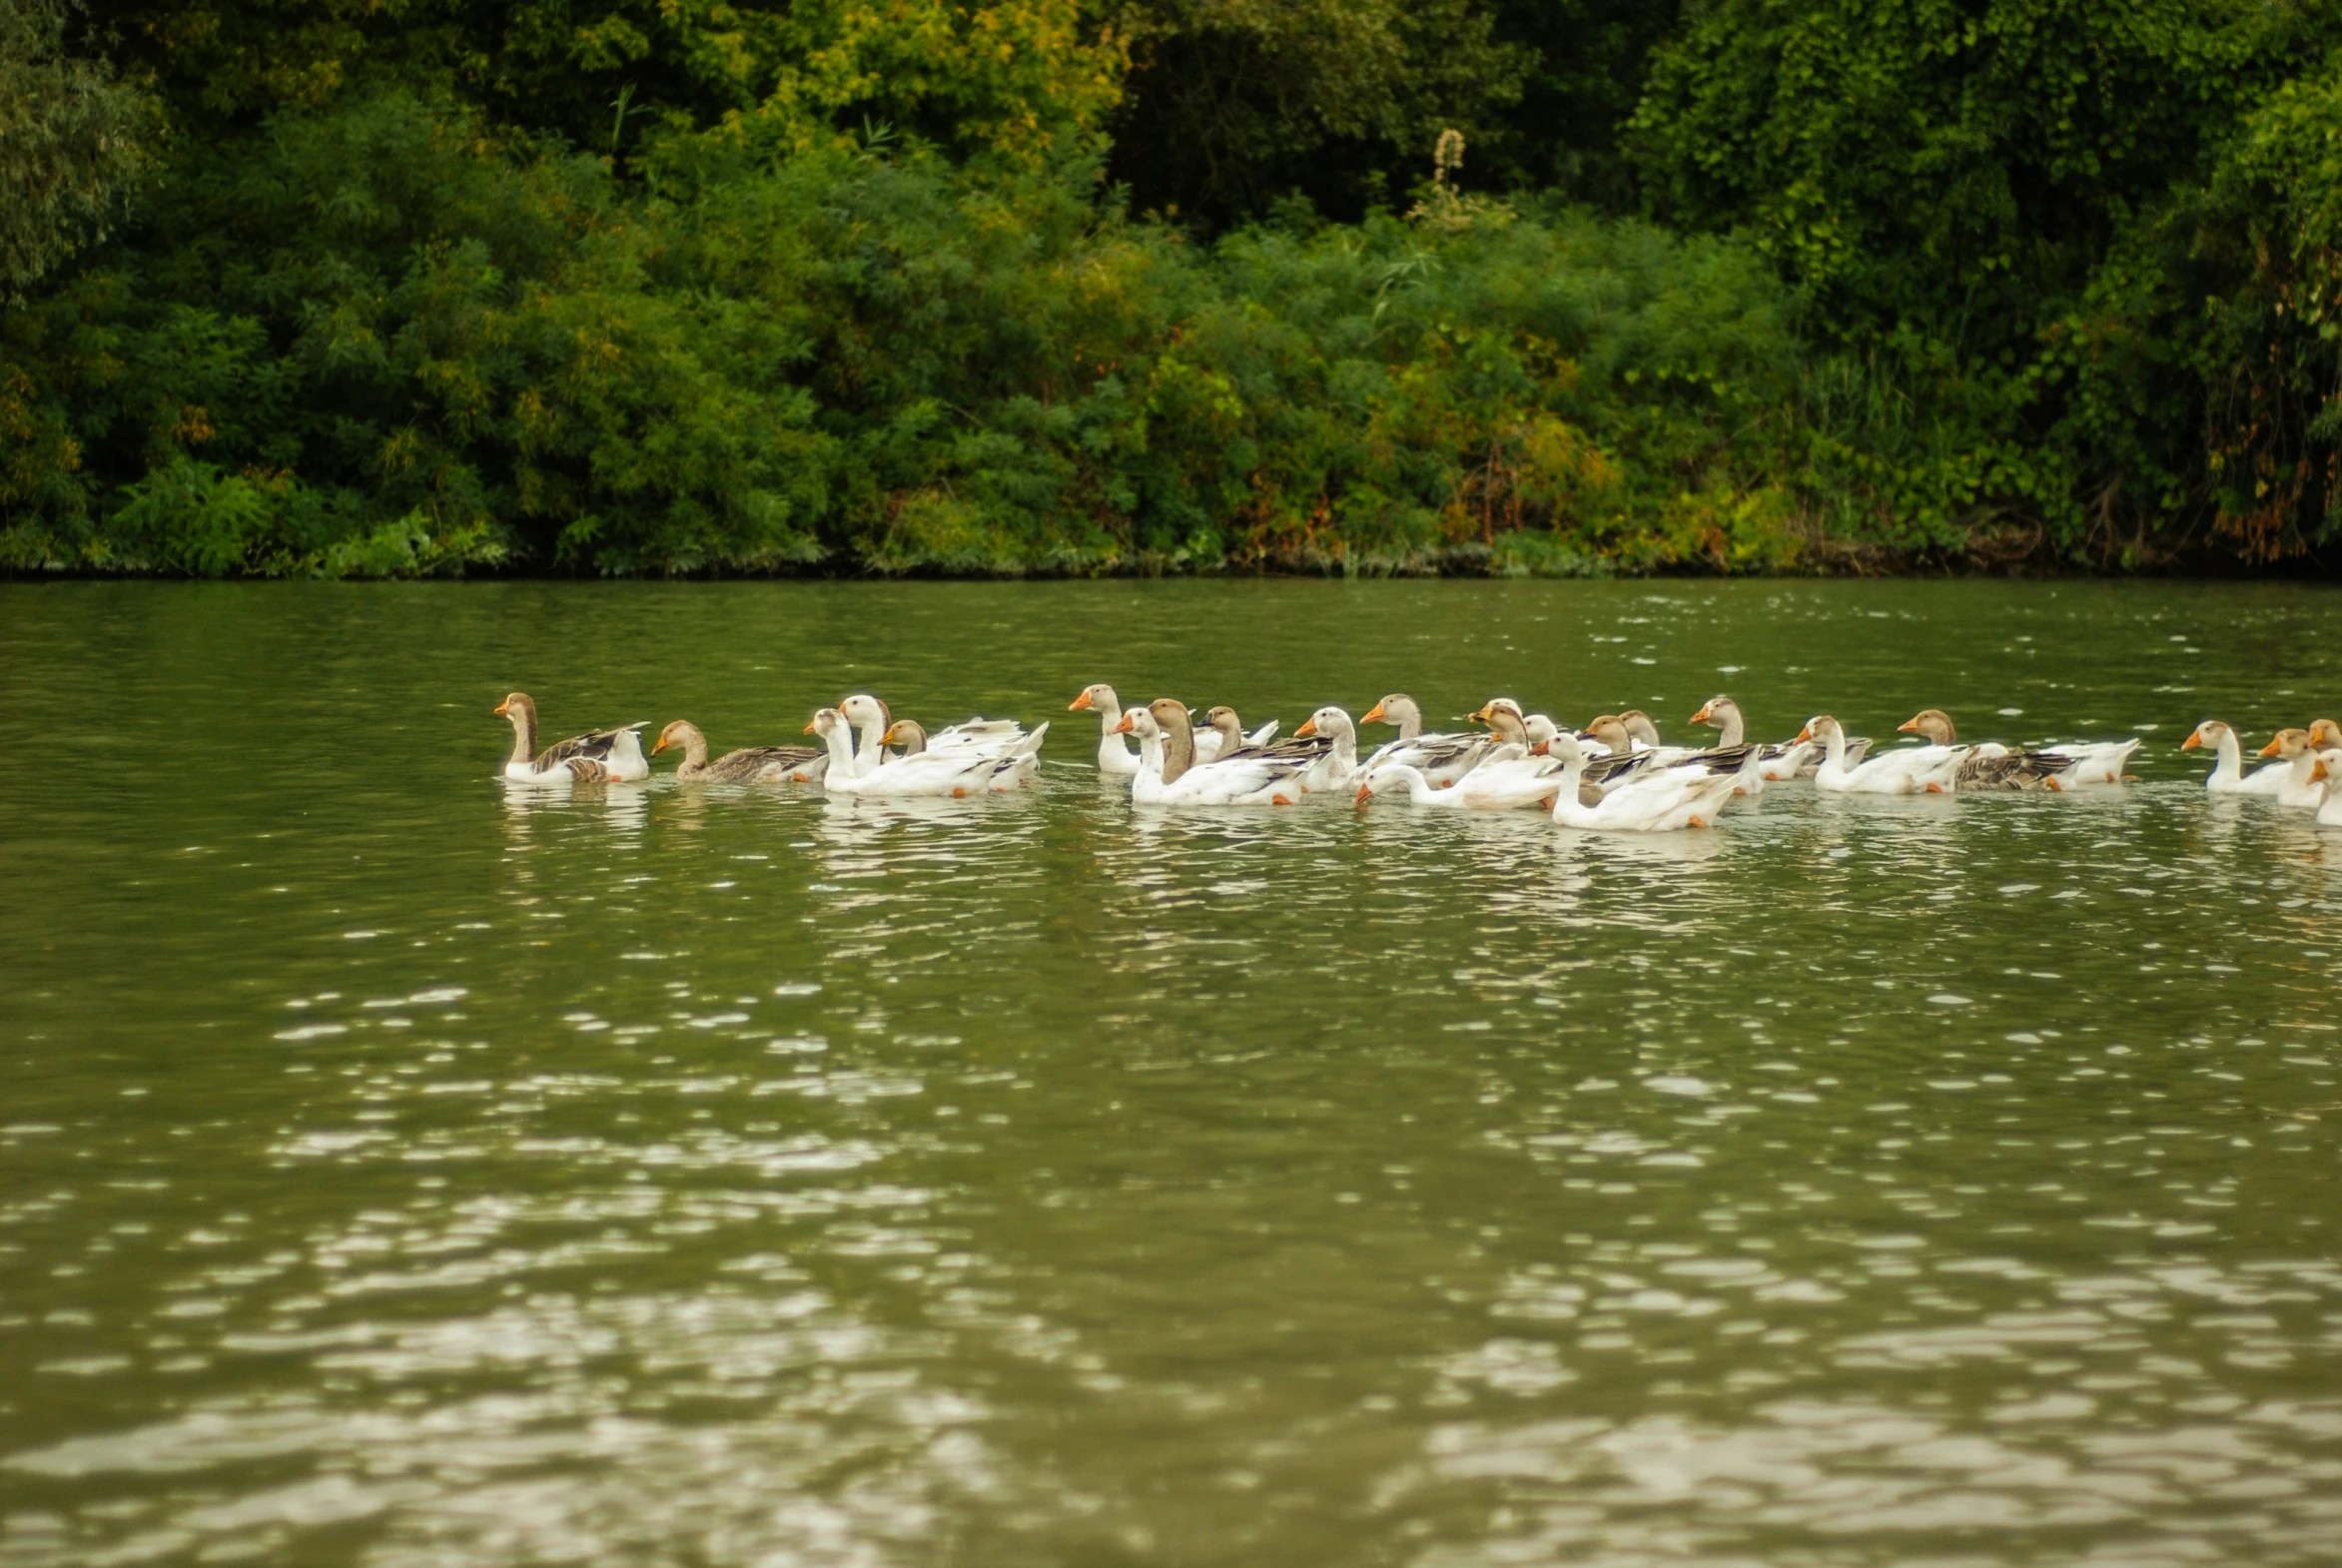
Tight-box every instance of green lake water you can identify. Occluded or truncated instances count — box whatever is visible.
[3,578,2341,1566]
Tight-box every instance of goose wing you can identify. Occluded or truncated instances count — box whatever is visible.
[705,744,825,782]
[1953,749,2072,791]
[536,723,645,771]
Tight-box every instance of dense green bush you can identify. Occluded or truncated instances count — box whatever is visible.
[1,89,1828,575]
[4,0,2340,575]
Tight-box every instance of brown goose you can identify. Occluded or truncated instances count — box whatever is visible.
[1201,706,1317,764]
[496,693,648,782]
[653,721,824,784]
[1688,695,1861,780]
[1898,709,2070,792]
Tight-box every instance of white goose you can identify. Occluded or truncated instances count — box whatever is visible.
[1798,715,1965,794]
[1069,684,1258,775]
[1116,698,1310,806]
[1539,732,1743,832]
[884,718,1046,791]
[805,709,1041,797]
[1689,695,1858,780]
[1616,707,1767,789]
[1354,761,1561,813]
[1070,683,1144,776]
[2310,751,2342,827]
[2180,720,2266,794]
[1288,706,1364,793]
[1360,693,1491,785]
[840,694,1030,779]
[2254,727,2327,808]
[495,693,649,783]
[2032,728,2142,789]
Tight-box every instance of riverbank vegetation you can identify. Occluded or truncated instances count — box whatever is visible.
[4,0,2339,577]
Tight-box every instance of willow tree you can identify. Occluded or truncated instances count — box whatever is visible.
[1,0,152,292]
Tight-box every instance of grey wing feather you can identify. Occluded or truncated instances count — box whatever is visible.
[536,723,642,771]
[1954,749,2072,791]
[706,745,824,782]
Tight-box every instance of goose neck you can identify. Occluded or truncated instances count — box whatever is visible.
[506,706,537,769]
[851,701,891,775]
[819,718,859,774]
[1159,718,1195,784]
[672,724,711,776]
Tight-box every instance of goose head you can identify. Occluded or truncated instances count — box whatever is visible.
[2312,749,2342,788]
[1536,731,1589,767]
[882,719,929,756]
[493,692,535,722]
[1362,693,1420,731]
[2180,719,2231,752]
[1352,762,1424,808]
[804,707,848,740]
[1582,714,1633,755]
[1617,709,1663,747]
[1148,698,1196,735]
[1793,715,1841,746]
[652,720,705,760]
[1522,714,1560,752]
[840,694,891,733]
[1109,705,1155,739]
[1069,683,1119,714]
[2310,719,2342,751]
[1689,695,1736,729]
[1202,705,1247,751]
[1294,706,1351,741]
[1899,709,1957,744]
[2259,727,2311,760]
[1471,698,1528,745]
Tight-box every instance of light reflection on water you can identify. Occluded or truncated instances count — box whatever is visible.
[2,580,2341,1567]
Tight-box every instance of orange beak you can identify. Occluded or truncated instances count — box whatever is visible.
[2314,758,2331,784]
[2258,736,2283,757]
[1069,691,1094,711]
[1793,723,1814,744]
[1353,784,1372,808]
[1897,717,1920,734]
[1294,716,1319,738]
[802,718,818,734]
[2180,732,2202,751]
[1690,701,1714,725]
[652,737,668,755]
[1361,701,1387,725]
[1530,741,1550,756]
[493,700,510,716]
[1111,712,1135,734]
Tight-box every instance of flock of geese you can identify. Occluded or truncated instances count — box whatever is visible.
[490,689,2342,833]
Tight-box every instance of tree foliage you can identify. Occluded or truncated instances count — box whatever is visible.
[0,0,154,293]
[4,0,2341,573]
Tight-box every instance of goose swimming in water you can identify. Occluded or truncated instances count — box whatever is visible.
[1896,710,2071,792]
[1361,693,1491,786]
[653,721,825,784]
[495,693,649,783]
